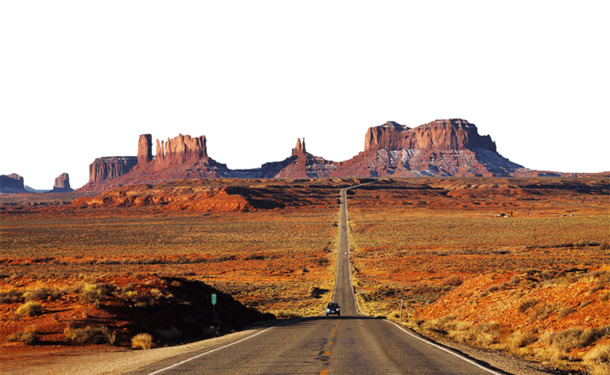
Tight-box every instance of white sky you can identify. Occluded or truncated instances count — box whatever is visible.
[1,1,609,190]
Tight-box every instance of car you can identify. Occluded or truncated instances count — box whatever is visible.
[326,302,340,316]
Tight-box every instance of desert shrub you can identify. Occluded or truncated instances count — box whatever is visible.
[584,344,610,375]
[274,310,300,319]
[443,320,501,346]
[7,326,38,345]
[134,291,161,307]
[558,306,575,318]
[506,332,537,350]
[123,290,138,299]
[485,285,500,293]
[468,322,501,346]
[123,282,137,292]
[15,301,43,318]
[63,325,115,344]
[447,321,473,342]
[531,303,558,321]
[601,292,610,302]
[0,289,25,304]
[589,284,605,295]
[80,283,115,302]
[518,298,539,313]
[131,333,154,349]
[441,276,463,287]
[541,327,610,352]
[580,327,610,348]
[421,315,457,334]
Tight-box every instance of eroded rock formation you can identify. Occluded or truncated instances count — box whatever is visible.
[81,119,535,191]
[365,119,496,152]
[52,173,73,192]
[138,134,153,164]
[292,138,306,156]
[0,173,27,194]
[156,134,207,165]
[89,157,138,184]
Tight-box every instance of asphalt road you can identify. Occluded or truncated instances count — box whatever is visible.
[128,187,503,375]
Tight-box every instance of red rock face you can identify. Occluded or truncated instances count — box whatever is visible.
[52,173,73,192]
[88,157,138,184]
[81,120,534,191]
[138,134,153,165]
[365,119,496,153]
[0,173,26,193]
[156,134,207,166]
[292,138,306,156]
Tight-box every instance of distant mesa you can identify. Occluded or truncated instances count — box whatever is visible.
[52,173,73,192]
[364,119,496,152]
[89,156,139,185]
[0,173,27,194]
[1,172,76,194]
[81,118,542,191]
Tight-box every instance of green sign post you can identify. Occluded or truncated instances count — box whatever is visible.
[211,293,217,323]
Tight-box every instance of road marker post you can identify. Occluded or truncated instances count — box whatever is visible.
[211,293,217,323]
[400,299,404,321]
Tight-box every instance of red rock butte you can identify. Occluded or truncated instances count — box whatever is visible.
[81,119,550,191]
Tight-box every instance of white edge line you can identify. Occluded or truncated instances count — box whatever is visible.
[386,320,503,375]
[345,182,501,374]
[147,326,275,375]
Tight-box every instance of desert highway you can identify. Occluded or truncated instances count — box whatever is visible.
[129,187,504,375]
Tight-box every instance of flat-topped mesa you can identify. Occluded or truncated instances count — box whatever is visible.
[365,119,496,152]
[365,121,412,152]
[292,138,306,156]
[0,173,27,193]
[156,134,207,165]
[89,157,138,183]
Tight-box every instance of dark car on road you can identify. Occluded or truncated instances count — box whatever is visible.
[326,302,340,316]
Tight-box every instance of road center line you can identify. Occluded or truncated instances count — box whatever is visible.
[341,184,503,375]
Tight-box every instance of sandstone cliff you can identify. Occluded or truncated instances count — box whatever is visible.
[88,157,138,184]
[138,134,153,164]
[52,173,73,192]
[292,138,306,156]
[364,119,496,152]
[81,119,536,191]
[0,174,27,194]
[336,119,520,178]
[155,134,207,165]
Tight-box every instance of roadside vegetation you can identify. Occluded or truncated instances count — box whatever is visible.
[348,177,609,374]
[1,179,346,353]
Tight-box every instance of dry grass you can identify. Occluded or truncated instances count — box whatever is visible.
[584,344,610,375]
[1,208,338,316]
[346,177,609,373]
[7,326,38,345]
[131,333,154,350]
[63,325,116,344]
[14,301,43,319]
